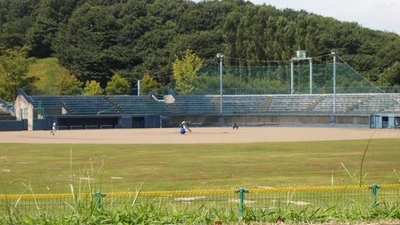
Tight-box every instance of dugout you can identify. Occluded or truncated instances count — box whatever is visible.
[370,113,400,129]
[119,115,161,128]
[45,115,120,130]
[42,114,162,130]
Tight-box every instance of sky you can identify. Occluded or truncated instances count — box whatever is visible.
[251,0,400,34]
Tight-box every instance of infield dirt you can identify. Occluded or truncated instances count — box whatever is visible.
[0,127,398,144]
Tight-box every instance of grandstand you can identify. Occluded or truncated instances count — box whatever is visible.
[13,90,400,117]
[0,98,19,131]
[0,99,14,119]
[108,95,170,115]
[267,95,317,113]
[0,110,14,120]
[10,90,400,131]
[169,95,217,114]
[28,95,119,115]
[4,54,400,130]
[0,98,14,114]
[222,95,269,114]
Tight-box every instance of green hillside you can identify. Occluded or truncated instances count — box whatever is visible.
[28,57,67,95]
[1,0,400,99]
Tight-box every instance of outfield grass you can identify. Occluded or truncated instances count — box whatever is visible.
[1,139,400,194]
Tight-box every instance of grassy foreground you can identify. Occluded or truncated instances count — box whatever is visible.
[1,139,400,194]
[1,200,400,225]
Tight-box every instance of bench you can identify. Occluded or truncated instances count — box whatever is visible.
[57,125,69,130]
[85,125,99,129]
[70,125,84,130]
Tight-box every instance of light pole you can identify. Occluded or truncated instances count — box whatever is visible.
[216,53,224,115]
[331,50,337,123]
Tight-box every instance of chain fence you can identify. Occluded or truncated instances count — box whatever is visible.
[1,184,399,216]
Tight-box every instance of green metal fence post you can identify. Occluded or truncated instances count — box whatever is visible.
[93,191,106,209]
[235,188,248,219]
[370,184,380,207]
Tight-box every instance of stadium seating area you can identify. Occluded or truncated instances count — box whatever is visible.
[0,99,15,120]
[169,95,217,114]
[63,96,119,114]
[268,95,318,113]
[312,94,371,113]
[108,95,170,114]
[221,95,269,114]
[30,96,118,114]
[381,94,400,113]
[0,98,14,115]
[17,92,400,116]
[0,110,15,120]
[350,94,390,113]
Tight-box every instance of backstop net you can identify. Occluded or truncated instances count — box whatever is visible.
[184,54,383,95]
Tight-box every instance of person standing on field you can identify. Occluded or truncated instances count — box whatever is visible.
[233,122,239,129]
[51,122,56,135]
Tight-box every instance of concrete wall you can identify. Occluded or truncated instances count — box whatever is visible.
[0,120,27,131]
[14,95,30,121]
[163,95,175,104]
[27,104,34,131]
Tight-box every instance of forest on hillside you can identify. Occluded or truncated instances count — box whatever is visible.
[0,0,400,101]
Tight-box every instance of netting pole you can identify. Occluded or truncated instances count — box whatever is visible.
[217,53,224,125]
[235,188,248,219]
[94,191,106,209]
[290,60,294,94]
[137,80,141,96]
[309,58,313,94]
[370,184,380,207]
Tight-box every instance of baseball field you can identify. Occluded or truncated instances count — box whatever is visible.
[0,127,399,194]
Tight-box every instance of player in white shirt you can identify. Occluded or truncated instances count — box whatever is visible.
[181,120,192,132]
[51,122,56,135]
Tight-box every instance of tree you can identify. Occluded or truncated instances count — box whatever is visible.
[140,73,159,95]
[1,0,400,92]
[0,0,40,48]
[0,48,38,102]
[378,62,400,86]
[172,49,203,95]
[84,80,103,95]
[105,74,131,95]
[26,17,58,57]
[52,3,132,86]
[55,72,82,95]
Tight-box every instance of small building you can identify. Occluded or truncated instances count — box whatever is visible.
[370,113,400,129]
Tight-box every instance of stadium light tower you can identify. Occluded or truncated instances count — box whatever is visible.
[290,50,313,94]
[216,53,224,115]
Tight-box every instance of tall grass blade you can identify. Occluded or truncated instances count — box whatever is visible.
[131,181,144,207]
[359,131,375,187]
[341,162,356,182]
[21,182,40,214]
